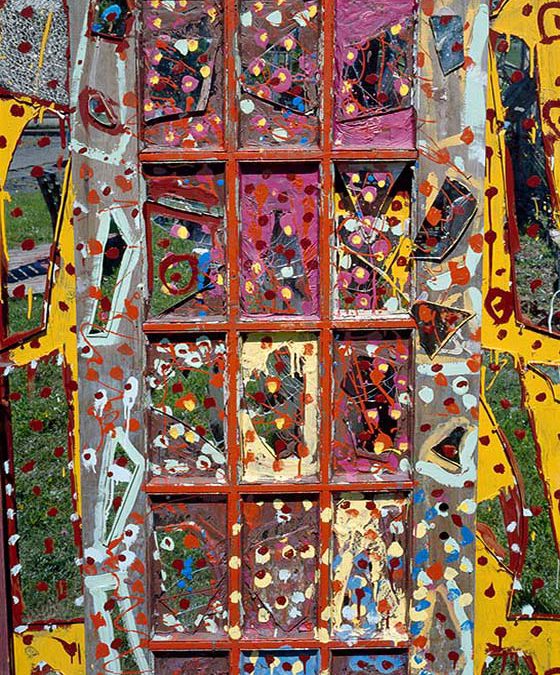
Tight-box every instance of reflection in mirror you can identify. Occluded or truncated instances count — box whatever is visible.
[2,114,68,343]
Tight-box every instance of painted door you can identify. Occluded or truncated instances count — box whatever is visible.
[0,1,489,674]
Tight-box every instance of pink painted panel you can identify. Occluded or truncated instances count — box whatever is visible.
[334,0,416,149]
[240,165,320,318]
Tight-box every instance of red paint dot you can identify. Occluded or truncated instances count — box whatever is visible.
[30,166,44,178]
[30,419,44,432]
[21,238,35,251]
[484,584,496,598]
[20,6,34,18]
[12,284,26,299]
[10,104,25,117]
[18,41,32,54]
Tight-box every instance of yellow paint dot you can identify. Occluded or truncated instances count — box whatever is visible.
[228,625,241,640]
[200,65,211,78]
[274,416,285,429]
[390,23,402,35]
[176,225,189,239]
[187,39,199,52]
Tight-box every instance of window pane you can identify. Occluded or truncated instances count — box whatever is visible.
[240,165,320,318]
[239,332,319,483]
[242,497,319,638]
[144,163,227,322]
[331,493,408,642]
[147,335,228,485]
[151,497,228,638]
[331,650,408,674]
[334,0,416,149]
[141,0,224,149]
[240,650,320,674]
[238,0,321,147]
[332,332,411,483]
[333,162,412,317]
[155,652,230,674]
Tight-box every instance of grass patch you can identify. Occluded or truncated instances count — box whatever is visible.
[5,190,54,249]
[9,358,82,622]
[482,352,560,615]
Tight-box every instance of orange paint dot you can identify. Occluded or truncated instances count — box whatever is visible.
[460,127,474,145]
[115,174,133,192]
[183,533,200,549]
[87,188,100,204]
[123,91,137,107]
[88,239,104,255]
[127,418,140,432]
[109,366,124,380]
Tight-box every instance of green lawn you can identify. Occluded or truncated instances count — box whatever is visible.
[479,352,560,616]
[10,359,82,622]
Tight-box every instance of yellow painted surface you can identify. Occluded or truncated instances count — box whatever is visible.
[476,1,560,671]
[0,97,84,674]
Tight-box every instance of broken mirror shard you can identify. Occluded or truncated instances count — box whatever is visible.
[413,177,477,261]
[147,336,227,485]
[91,1,132,39]
[3,355,82,626]
[151,497,228,637]
[87,215,128,335]
[429,15,465,76]
[332,332,411,483]
[2,113,68,345]
[241,497,319,638]
[239,333,319,484]
[334,0,416,149]
[240,165,319,318]
[238,0,321,147]
[411,300,472,359]
[155,652,230,675]
[142,0,224,149]
[492,31,560,335]
[331,651,408,674]
[331,494,408,642]
[334,163,412,316]
[144,163,227,322]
